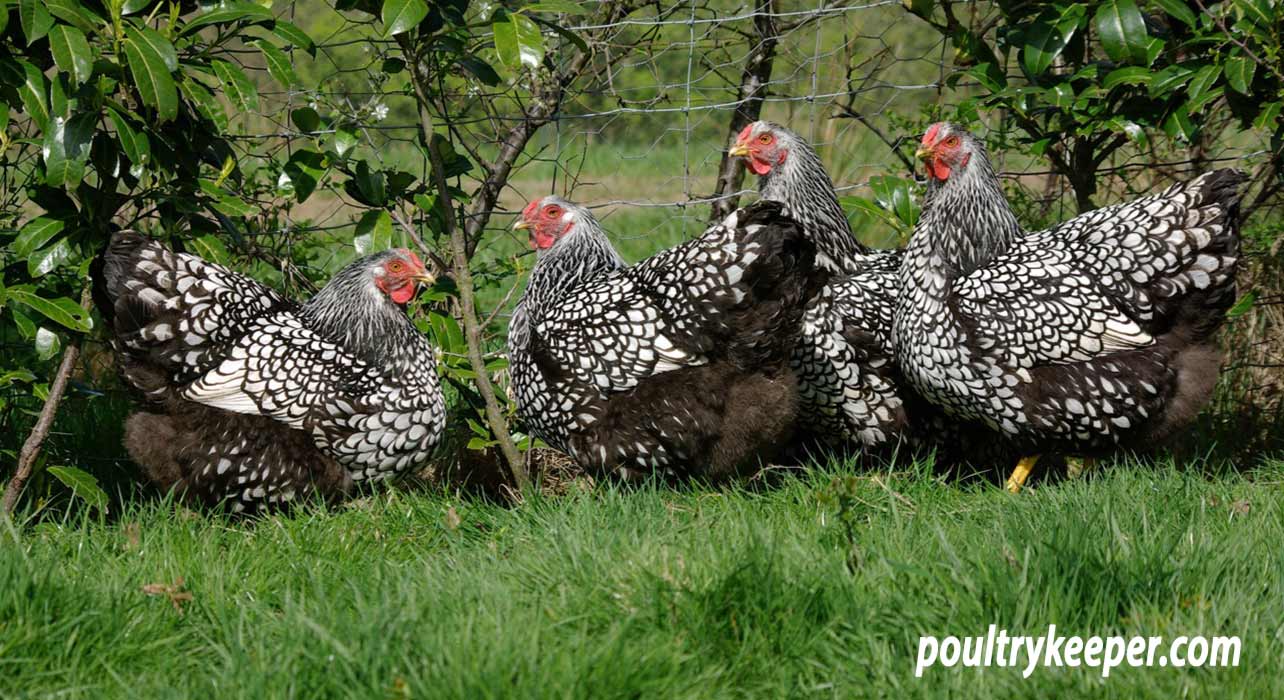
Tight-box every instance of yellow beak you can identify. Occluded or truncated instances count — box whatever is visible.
[413,270,436,286]
[513,219,530,231]
[728,143,750,158]
[915,146,932,161]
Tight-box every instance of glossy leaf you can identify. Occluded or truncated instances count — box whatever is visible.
[1225,55,1255,95]
[272,21,316,56]
[107,108,149,167]
[1094,0,1149,65]
[6,287,93,331]
[35,326,60,360]
[382,0,428,37]
[1021,5,1084,77]
[46,0,101,32]
[14,217,65,258]
[180,2,274,34]
[28,237,73,277]
[42,113,95,187]
[1185,64,1222,108]
[283,150,325,202]
[124,30,179,121]
[49,25,93,87]
[180,76,228,131]
[13,59,50,130]
[1103,66,1152,89]
[126,26,178,72]
[212,60,259,113]
[255,40,299,87]
[19,0,54,45]
[354,209,394,252]
[493,11,544,71]
[1153,0,1197,27]
[291,107,321,133]
[188,234,231,265]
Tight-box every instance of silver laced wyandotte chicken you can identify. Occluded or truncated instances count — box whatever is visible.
[895,122,1247,492]
[507,196,825,480]
[730,121,909,447]
[94,232,446,512]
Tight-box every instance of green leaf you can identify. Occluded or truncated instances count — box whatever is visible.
[126,26,178,72]
[291,107,321,133]
[180,2,274,34]
[1045,82,1074,109]
[381,0,428,37]
[493,11,544,71]
[180,76,228,131]
[35,326,60,360]
[49,25,93,87]
[211,60,259,113]
[867,176,919,229]
[1020,5,1084,78]
[1094,0,1149,64]
[332,126,359,158]
[1225,54,1255,95]
[47,465,109,512]
[19,0,54,45]
[272,21,316,56]
[107,108,149,168]
[519,0,588,13]
[254,39,298,88]
[283,149,325,202]
[6,287,92,331]
[11,309,36,339]
[1163,104,1196,142]
[1153,0,1197,27]
[12,59,50,131]
[0,369,37,387]
[28,238,73,277]
[188,234,231,265]
[1228,290,1256,318]
[354,161,386,206]
[1103,66,1152,89]
[46,0,102,32]
[0,0,8,33]
[1254,101,1281,131]
[42,113,95,187]
[1148,64,1194,97]
[124,30,178,121]
[13,217,65,258]
[1185,63,1222,108]
[355,209,394,251]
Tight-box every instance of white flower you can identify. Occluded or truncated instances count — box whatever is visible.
[372,103,389,122]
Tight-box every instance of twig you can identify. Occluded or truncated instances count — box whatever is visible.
[3,287,91,516]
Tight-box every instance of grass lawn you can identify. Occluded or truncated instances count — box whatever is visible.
[3,457,1281,699]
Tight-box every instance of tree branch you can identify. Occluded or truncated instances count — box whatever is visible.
[3,287,90,516]
[708,0,780,222]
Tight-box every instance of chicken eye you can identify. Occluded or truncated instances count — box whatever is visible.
[388,261,404,273]
[945,136,960,147]
[758,134,772,144]
[544,206,561,218]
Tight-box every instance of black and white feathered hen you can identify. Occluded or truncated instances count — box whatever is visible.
[895,122,1246,491]
[730,121,909,447]
[507,197,823,479]
[96,233,445,511]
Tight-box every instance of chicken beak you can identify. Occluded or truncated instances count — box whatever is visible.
[513,219,530,231]
[915,145,933,161]
[413,270,436,286]
[728,143,750,158]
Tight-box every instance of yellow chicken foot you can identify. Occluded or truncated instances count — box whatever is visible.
[1006,455,1040,494]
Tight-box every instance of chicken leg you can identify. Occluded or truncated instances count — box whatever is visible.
[1006,455,1039,493]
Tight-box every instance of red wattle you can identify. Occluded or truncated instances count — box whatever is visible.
[749,157,772,175]
[928,158,951,181]
[390,283,416,305]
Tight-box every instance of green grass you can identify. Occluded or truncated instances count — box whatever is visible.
[4,457,1283,699]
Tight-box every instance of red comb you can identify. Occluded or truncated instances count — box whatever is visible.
[922,123,943,147]
[736,123,755,143]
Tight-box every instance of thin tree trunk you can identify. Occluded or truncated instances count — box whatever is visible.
[398,36,530,493]
[708,0,779,223]
[3,334,83,516]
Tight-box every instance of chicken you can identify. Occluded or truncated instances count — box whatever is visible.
[95,232,445,511]
[895,122,1246,491]
[507,197,824,479]
[729,121,910,447]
